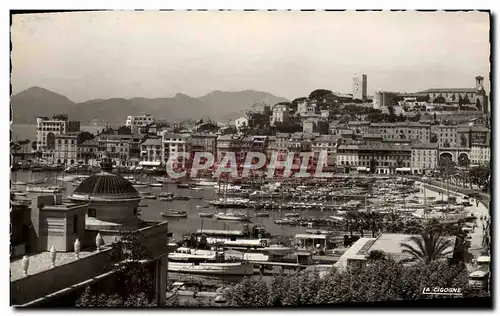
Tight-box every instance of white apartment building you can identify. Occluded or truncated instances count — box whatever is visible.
[35,115,80,163]
[140,137,163,166]
[126,115,155,133]
[271,104,290,126]
[96,135,133,167]
[470,145,490,166]
[410,143,438,174]
[54,134,78,166]
[162,133,191,169]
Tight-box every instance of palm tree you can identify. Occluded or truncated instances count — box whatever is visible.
[400,230,454,264]
[402,220,423,234]
[344,210,361,238]
[364,211,383,237]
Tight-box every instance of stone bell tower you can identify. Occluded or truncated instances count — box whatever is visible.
[474,76,489,113]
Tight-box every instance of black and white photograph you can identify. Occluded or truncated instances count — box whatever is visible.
[8,8,492,309]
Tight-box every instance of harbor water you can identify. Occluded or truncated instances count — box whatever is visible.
[11,170,341,241]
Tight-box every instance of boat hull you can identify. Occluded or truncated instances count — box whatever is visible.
[214,214,250,221]
[168,262,254,275]
[162,212,188,218]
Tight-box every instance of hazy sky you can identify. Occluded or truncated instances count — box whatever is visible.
[11,11,490,102]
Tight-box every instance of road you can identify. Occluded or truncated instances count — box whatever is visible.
[419,181,490,259]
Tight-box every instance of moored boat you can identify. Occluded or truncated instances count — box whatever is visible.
[214,212,251,222]
[26,185,62,193]
[149,183,163,188]
[255,212,270,217]
[198,212,214,218]
[161,210,188,218]
[168,261,254,276]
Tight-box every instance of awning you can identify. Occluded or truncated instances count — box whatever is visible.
[139,161,162,166]
[357,167,369,171]
[396,167,411,172]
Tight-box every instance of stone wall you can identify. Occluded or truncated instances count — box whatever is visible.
[10,247,112,305]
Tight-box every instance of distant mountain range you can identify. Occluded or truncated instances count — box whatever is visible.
[10,87,289,125]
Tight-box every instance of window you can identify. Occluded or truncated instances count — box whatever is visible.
[88,208,96,217]
[73,215,78,233]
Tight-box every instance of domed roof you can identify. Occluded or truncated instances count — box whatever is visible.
[72,172,140,200]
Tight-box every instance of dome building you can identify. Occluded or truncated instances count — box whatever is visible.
[69,158,142,228]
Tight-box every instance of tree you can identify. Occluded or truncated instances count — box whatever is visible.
[400,230,454,264]
[309,89,333,103]
[75,230,156,307]
[77,131,95,145]
[338,114,351,124]
[387,105,396,123]
[223,259,478,307]
[344,210,362,238]
[291,97,307,112]
[364,211,383,237]
[116,126,132,135]
[224,277,269,307]
[469,165,490,186]
[369,158,378,173]
[31,140,37,151]
[275,122,301,134]
[433,96,446,104]
[366,250,387,261]
[460,134,468,147]
[476,99,482,111]
[482,217,490,253]
[100,127,115,135]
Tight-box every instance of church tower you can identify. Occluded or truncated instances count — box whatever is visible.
[474,76,489,114]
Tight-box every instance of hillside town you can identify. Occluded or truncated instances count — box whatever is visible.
[12,75,491,182]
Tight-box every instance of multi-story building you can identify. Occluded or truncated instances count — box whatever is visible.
[54,133,78,166]
[417,76,489,113]
[216,135,243,163]
[373,91,397,109]
[139,137,162,166]
[96,134,135,167]
[469,126,491,166]
[336,145,359,169]
[347,121,371,135]
[126,115,155,134]
[337,143,412,174]
[35,115,80,163]
[270,103,290,126]
[312,135,338,168]
[369,122,431,143]
[470,146,490,166]
[431,124,458,148]
[297,100,308,116]
[411,143,439,174]
[78,139,98,165]
[234,117,249,132]
[189,133,218,155]
[353,74,367,101]
[161,133,192,169]
[302,119,328,134]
